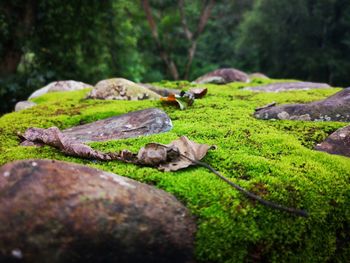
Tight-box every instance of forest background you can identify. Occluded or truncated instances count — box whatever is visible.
[1,0,350,113]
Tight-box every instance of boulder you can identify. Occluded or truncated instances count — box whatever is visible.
[193,68,249,84]
[29,80,93,99]
[248,72,269,79]
[14,101,37,111]
[88,78,161,100]
[315,125,350,158]
[0,159,196,263]
[62,108,172,143]
[244,81,330,92]
[254,87,350,122]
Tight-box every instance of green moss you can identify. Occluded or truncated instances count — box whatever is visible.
[0,80,349,262]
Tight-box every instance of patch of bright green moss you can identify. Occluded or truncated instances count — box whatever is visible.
[0,80,349,262]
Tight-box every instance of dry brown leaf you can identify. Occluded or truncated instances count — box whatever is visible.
[18,127,307,216]
[21,127,112,160]
[189,88,208,98]
[20,128,213,171]
[138,136,214,171]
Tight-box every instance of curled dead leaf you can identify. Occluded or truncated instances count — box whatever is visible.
[160,92,195,110]
[138,136,214,171]
[189,88,208,98]
[20,127,214,171]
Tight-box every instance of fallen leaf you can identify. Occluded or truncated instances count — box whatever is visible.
[189,88,208,98]
[19,127,307,216]
[160,92,194,110]
[20,127,214,171]
[138,136,214,171]
[21,127,112,160]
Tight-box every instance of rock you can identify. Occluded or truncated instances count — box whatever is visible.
[63,108,172,143]
[193,68,249,84]
[254,87,350,122]
[29,80,93,99]
[88,78,161,100]
[0,159,196,263]
[14,101,37,111]
[277,111,290,120]
[139,83,181,97]
[244,81,330,92]
[315,125,350,158]
[248,72,269,79]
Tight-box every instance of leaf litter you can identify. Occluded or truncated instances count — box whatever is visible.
[19,126,308,217]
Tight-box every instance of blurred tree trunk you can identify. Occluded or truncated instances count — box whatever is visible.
[141,0,215,80]
[141,0,180,80]
[0,0,37,76]
[179,0,215,79]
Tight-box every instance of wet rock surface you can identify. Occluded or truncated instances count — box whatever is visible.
[0,159,196,263]
[29,80,93,99]
[14,101,37,111]
[254,88,350,122]
[315,125,350,157]
[193,68,249,84]
[244,81,330,92]
[88,78,161,100]
[63,108,172,143]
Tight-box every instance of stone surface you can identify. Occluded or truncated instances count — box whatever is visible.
[14,101,37,111]
[28,80,93,99]
[63,108,172,143]
[193,68,249,84]
[88,78,161,100]
[248,72,269,79]
[244,81,330,92]
[0,159,196,263]
[254,87,350,122]
[315,125,350,158]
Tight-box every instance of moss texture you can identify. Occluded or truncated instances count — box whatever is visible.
[0,79,349,262]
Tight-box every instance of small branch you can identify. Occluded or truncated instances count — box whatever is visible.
[178,152,308,217]
[178,0,193,41]
[141,0,179,80]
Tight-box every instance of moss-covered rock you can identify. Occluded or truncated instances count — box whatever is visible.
[0,79,349,262]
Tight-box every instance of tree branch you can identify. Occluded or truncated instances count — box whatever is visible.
[141,0,179,80]
[178,0,193,41]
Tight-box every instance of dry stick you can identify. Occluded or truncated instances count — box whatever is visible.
[177,152,308,217]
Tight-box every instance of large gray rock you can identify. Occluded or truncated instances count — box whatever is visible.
[254,87,350,122]
[14,101,37,111]
[315,125,350,158]
[29,80,93,99]
[193,68,249,84]
[63,108,172,143]
[88,78,161,100]
[244,81,330,92]
[0,159,196,263]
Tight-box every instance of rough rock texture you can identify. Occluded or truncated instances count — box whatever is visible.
[193,68,249,84]
[14,101,37,111]
[315,125,350,157]
[88,78,161,100]
[29,80,93,99]
[63,108,172,143]
[254,87,350,122]
[139,83,181,97]
[244,81,330,92]
[0,159,196,263]
[248,72,269,79]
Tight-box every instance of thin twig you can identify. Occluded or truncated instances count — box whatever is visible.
[177,152,308,217]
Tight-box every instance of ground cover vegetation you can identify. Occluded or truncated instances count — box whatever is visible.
[0,79,349,262]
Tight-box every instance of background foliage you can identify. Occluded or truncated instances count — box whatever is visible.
[1,0,350,113]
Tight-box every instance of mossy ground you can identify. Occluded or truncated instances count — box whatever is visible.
[0,79,349,262]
